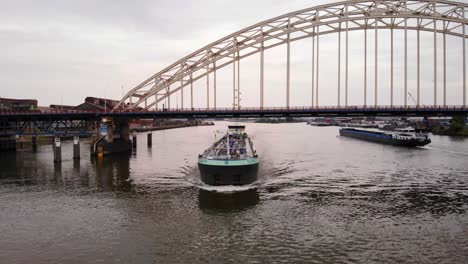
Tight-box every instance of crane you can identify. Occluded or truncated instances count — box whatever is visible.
[408,92,418,106]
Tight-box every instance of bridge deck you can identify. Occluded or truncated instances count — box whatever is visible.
[0,106,466,120]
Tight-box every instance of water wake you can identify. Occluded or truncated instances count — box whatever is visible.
[419,145,468,156]
[196,184,258,193]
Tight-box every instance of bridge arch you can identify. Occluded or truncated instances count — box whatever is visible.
[114,0,468,111]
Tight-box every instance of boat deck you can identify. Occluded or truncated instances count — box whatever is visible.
[201,134,254,160]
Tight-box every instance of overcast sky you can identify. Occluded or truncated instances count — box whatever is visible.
[1,0,466,107]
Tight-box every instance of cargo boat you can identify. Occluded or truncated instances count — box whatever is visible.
[339,128,431,147]
[198,125,258,186]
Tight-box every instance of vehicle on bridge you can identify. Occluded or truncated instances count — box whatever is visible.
[198,125,258,186]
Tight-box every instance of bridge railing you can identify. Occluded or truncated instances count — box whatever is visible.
[0,105,466,116]
[0,109,104,116]
[110,105,467,113]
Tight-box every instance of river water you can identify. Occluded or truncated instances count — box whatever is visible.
[1,121,467,263]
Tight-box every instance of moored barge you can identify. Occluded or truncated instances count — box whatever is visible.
[339,128,431,147]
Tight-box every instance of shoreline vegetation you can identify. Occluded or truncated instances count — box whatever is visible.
[431,116,468,137]
[432,128,468,137]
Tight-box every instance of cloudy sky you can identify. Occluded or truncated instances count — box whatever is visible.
[1,0,466,108]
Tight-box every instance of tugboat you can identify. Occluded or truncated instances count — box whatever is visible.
[339,127,431,147]
[198,125,259,186]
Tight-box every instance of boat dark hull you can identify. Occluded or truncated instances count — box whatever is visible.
[339,129,431,147]
[198,163,258,186]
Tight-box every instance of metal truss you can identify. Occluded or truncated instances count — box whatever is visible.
[115,0,468,111]
[0,117,98,136]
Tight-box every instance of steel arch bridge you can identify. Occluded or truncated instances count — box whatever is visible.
[114,0,468,112]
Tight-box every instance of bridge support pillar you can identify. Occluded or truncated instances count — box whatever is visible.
[147,132,152,147]
[32,136,37,152]
[91,119,132,156]
[53,137,61,163]
[73,136,80,160]
[15,135,23,150]
[132,132,137,149]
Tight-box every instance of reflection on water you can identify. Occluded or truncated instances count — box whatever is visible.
[1,122,468,263]
[198,188,259,212]
[92,155,133,193]
[0,146,134,193]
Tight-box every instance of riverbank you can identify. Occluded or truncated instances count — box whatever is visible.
[432,126,468,137]
[254,118,305,124]
[132,121,214,132]
[431,117,468,137]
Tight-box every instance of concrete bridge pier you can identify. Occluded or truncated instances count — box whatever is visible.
[147,133,152,147]
[91,119,132,156]
[132,132,137,149]
[53,137,61,163]
[15,135,23,150]
[32,136,37,152]
[73,136,80,159]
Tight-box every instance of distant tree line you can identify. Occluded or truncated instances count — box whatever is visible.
[432,116,468,137]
